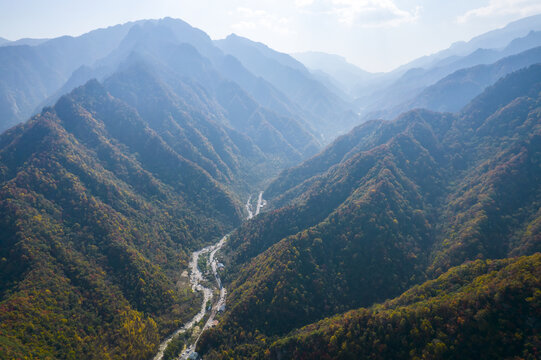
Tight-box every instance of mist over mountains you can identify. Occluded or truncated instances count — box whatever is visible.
[0,13,540,360]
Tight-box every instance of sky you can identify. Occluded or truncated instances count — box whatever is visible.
[1,0,541,72]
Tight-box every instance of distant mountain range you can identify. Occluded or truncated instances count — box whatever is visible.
[292,14,541,121]
[398,13,541,71]
[360,29,541,119]
[0,37,49,47]
[0,21,137,131]
[0,19,358,143]
[216,35,358,139]
[292,51,379,96]
[376,43,541,118]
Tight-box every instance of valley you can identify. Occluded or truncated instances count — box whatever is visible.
[154,235,228,360]
[0,10,540,360]
[156,188,269,359]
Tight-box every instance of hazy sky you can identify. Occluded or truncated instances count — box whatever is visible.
[1,0,541,72]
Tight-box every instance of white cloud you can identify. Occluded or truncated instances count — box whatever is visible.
[296,0,420,28]
[294,0,315,7]
[236,7,268,18]
[231,21,257,31]
[333,0,420,27]
[231,7,293,35]
[458,0,541,23]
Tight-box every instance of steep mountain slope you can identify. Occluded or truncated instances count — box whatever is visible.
[107,63,310,194]
[215,35,359,139]
[206,254,541,359]
[117,18,297,109]
[197,64,541,356]
[0,22,138,131]
[102,23,320,175]
[0,36,327,354]
[7,20,322,194]
[0,80,246,359]
[0,18,333,149]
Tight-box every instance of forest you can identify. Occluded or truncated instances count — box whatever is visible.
[0,13,540,360]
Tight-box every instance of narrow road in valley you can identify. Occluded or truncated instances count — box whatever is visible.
[246,191,266,219]
[154,190,266,359]
[152,236,228,360]
[245,195,253,220]
[255,191,267,216]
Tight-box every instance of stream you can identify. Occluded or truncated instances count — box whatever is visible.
[153,192,266,359]
[152,236,228,360]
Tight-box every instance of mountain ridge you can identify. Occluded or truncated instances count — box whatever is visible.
[1,15,541,360]
[197,64,541,358]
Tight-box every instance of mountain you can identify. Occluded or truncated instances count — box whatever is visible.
[0,16,345,354]
[201,254,541,359]
[0,79,246,359]
[0,38,49,47]
[197,64,541,357]
[117,22,319,165]
[266,254,541,360]
[2,15,541,360]
[0,18,338,146]
[0,22,138,131]
[293,16,541,108]
[426,30,541,75]
[215,35,359,139]
[139,22,315,134]
[0,19,325,189]
[394,13,541,73]
[218,34,306,73]
[357,29,541,118]
[292,51,381,96]
[383,44,541,116]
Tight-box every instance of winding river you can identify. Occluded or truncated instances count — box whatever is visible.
[153,192,266,359]
[152,236,228,360]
